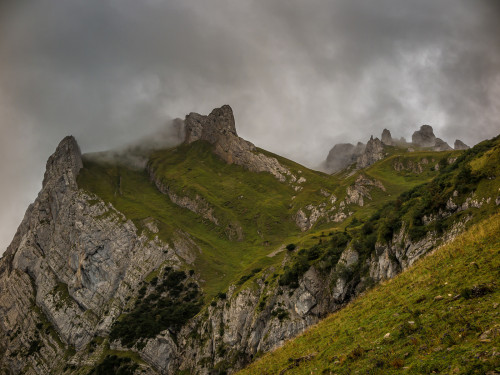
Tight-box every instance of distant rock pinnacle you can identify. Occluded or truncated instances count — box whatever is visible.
[412,125,436,147]
[454,139,470,150]
[324,143,365,173]
[381,129,393,145]
[433,138,452,151]
[357,136,385,169]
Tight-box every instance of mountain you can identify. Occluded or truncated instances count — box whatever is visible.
[0,105,498,375]
[323,125,469,174]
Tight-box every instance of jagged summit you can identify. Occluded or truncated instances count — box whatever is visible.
[434,137,452,151]
[412,124,436,147]
[324,124,468,173]
[182,104,292,182]
[185,104,237,144]
[381,128,392,145]
[42,135,82,189]
[324,142,365,173]
[454,139,470,150]
[356,136,385,169]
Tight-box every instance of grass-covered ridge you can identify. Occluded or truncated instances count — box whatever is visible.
[239,213,500,375]
[78,141,339,300]
[77,137,497,303]
[272,136,500,292]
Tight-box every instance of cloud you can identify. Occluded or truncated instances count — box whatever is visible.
[1,0,499,253]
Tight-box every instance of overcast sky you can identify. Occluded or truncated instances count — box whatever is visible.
[1,0,499,254]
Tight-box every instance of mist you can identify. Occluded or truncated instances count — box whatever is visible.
[1,0,499,254]
[84,118,185,170]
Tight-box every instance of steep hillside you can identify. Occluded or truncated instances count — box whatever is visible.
[239,214,500,375]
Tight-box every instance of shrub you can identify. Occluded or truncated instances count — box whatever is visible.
[109,269,202,347]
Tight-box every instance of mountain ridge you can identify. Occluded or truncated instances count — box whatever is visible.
[0,105,498,374]
[323,124,469,174]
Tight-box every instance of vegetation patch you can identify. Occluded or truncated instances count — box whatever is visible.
[109,268,202,347]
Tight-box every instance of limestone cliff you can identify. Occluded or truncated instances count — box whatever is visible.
[0,136,184,374]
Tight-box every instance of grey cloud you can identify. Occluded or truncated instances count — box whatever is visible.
[1,0,499,253]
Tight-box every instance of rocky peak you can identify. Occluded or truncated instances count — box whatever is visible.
[42,135,83,189]
[412,125,436,147]
[183,105,292,182]
[184,104,237,144]
[381,129,393,145]
[324,142,365,173]
[454,139,470,150]
[357,136,385,169]
[433,138,452,151]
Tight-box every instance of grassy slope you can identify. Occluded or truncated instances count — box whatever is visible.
[239,214,500,375]
[78,141,329,299]
[77,140,459,301]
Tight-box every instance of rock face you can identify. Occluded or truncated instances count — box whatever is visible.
[323,142,365,173]
[185,105,237,144]
[344,174,386,206]
[184,105,293,182]
[412,125,436,147]
[356,136,385,169]
[0,136,184,373]
[454,139,470,150]
[381,129,392,145]
[137,211,469,374]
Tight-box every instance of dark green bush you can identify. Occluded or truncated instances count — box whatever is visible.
[109,269,202,347]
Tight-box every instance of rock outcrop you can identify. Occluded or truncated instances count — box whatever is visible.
[323,123,471,173]
[323,142,365,173]
[381,129,393,145]
[356,136,385,169]
[454,139,470,150]
[184,105,293,182]
[412,125,436,147]
[344,174,386,207]
[433,138,452,151]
